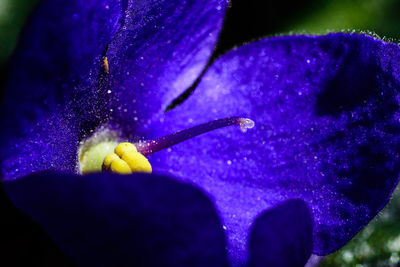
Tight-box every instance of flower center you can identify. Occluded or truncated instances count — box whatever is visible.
[79,117,254,175]
[102,142,152,174]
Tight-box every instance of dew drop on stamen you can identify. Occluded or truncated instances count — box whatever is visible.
[239,118,255,133]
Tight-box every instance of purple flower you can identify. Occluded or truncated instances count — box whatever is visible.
[2,0,400,266]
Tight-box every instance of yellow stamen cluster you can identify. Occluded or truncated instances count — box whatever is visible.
[102,142,152,174]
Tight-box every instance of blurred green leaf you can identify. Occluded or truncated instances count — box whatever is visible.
[0,0,39,65]
[287,0,400,41]
[320,187,400,266]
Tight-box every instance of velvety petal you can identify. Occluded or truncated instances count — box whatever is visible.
[0,0,124,180]
[247,199,313,267]
[146,33,400,263]
[102,0,227,138]
[0,183,73,266]
[0,0,227,180]
[5,171,228,267]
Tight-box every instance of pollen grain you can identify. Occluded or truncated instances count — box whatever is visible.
[103,57,109,73]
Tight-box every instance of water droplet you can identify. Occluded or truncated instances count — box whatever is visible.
[239,118,255,133]
[107,90,112,94]
[227,160,232,165]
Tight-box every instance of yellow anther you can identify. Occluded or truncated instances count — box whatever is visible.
[115,142,137,157]
[110,158,132,174]
[102,153,120,171]
[102,142,152,174]
[121,150,152,173]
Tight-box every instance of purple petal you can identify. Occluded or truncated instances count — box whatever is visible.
[248,199,313,267]
[1,0,124,180]
[146,33,400,262]
[3,0,123,131]
[5,171,228,267]
[0,0,227,180]
[103,0,227,137]
[0,184,72,266]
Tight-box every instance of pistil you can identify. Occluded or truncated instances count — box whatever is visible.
[135,117,254,156]
[80,117,254,175]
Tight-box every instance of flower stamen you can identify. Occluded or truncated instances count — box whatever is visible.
[102,142,152,174]
[82,117,253,175]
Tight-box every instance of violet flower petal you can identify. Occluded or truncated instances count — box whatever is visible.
[147,33,400,262]
[103,0,227,138]
[0,0,227,180]
[3,0,123,133]
[0,0,124,180]
[0,184,73,266]
[5,171,229,267]
[247,199,313,267]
